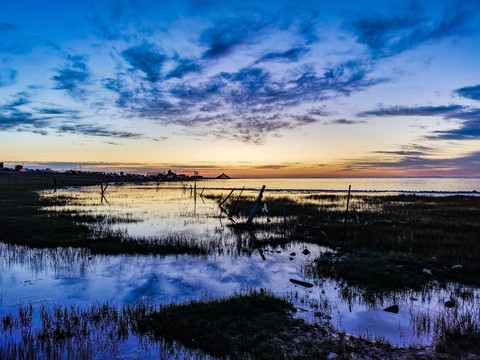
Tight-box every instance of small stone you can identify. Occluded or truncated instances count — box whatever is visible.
[302,249,311,255]
[451,265,462,270]
[289,252,296,256]
[423,268,432,275]
[444,300,456,308]
[323,314,332,320]
[289,257,294,261]
[327,353,339,360]
[276,251,281,253]
[383,305,399,313]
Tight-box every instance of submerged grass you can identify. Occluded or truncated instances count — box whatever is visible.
[1,292,422,360]
[0,185,218,256]
[220,193,480,288]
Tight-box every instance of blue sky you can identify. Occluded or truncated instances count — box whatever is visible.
[1,0,480,177]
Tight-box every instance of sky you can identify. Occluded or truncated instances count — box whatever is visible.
[1,0,480,178]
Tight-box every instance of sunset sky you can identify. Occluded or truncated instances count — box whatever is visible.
[1,0,480,177]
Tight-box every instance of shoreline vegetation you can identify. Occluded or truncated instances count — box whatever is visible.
[1,182,480,358]
[0,291,428,360]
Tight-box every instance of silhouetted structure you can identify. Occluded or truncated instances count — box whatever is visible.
[216,173,231,179]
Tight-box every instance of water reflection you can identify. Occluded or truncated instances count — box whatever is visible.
[1,242,479,349]
[2,183,480,356]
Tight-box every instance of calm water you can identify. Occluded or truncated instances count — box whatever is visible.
[163,177,480,194]
[1,178,479,357]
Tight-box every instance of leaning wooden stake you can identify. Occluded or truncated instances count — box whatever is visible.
[218,188,235,207]
[342,185,351,244]
[246,185,266,225]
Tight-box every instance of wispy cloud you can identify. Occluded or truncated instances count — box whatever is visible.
[455,84,480,101]
[344,150,480,176]
[58,124,145,139]
[329,119,364,125]
[351,2,471,58]
[429,109,480,140]
[51,55,90,99]
[0,23,17,32]
[200,17,268,58]
[255,47,308,63]
[0,67,17,87]
[121,42,166,82]
[358,105,464,117]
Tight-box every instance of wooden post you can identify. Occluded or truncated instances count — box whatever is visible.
[246,185,266,225]
[218,189,235,207]
[343,185,351,244]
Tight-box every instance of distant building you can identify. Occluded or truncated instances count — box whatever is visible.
[0,162,3,169]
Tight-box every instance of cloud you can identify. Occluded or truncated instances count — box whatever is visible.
[344,150,480,176]
[105,56,385,143]
[200,17,268,58]
[358,105,464,117]
[121,42,166,82]
[0,23,17,32]
[0,67,17,87]
[329,119,364,125]
[255,47,309,63]
[429,109,480,140]
[0,92,49,131]
[57,124,144,139]
[455,84,480,101]
[351,2,471,58]
[51,55,90,99]
[166,59,201,79]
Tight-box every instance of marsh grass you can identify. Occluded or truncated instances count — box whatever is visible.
[1,292,421,360]
[0,185,221,256]
[221,193,480,288]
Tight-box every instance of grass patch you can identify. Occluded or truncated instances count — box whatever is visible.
[223,193,480,288]
[138,290,416,359]
[0,292,423,359]
[0,185,217,256]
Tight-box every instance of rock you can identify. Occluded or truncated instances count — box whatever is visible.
[327,353,339,359]
[431,256,437,261]
[302,249,311,255]
[410,297,418,301]
[383,305,399,314]
[323,314,332,321]
[423,268,432,275]
[289,252,296,256]
[276,251,281,253]
[444,300,456,308]
[339,255,349,262]
[289,257,294,261]
[451,264,462,270]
